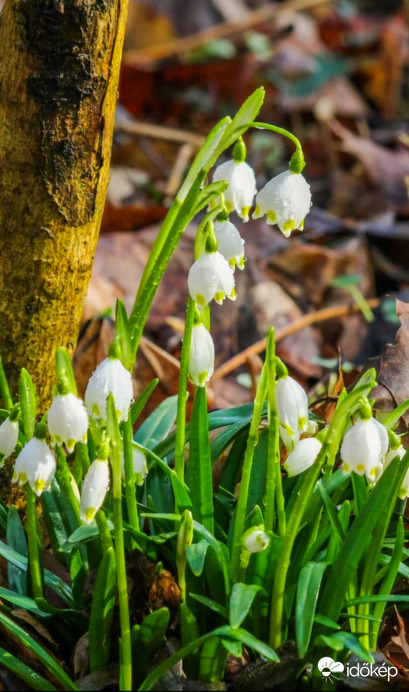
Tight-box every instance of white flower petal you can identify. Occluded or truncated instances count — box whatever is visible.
[13,438,56,496]
[120,444,148,486]
[48,393,88,452]
[253,170,311,236]
[214,220,245,269]
[276,376,309,450]
[243,528,270,553]
[0,418,19,460]
[284,437,322,477]
[340,418,383,482]
[80,459,110,523]
[85,358,133,422]
[213,160,256,221]
[189,324,215,387]
[188,252,235,307]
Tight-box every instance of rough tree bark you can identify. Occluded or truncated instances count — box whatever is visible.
[0,0,129,412]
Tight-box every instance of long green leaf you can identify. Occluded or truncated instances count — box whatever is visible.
[0,357,13,408]
[187,387,214,534]
[89,547,116,672]
[115,300,133,371]
[19,369,36,440]
[319,456,409,623]
[130,379,159,426]
[135,394,179,449]
[0,647,57,691]
[296,562,328,658]
[6,506,27,595]
[0,609,77,690]
[229,583,262,630]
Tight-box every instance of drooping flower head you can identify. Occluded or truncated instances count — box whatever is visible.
[276,375,310,451]
[213,219,245,270]
[85,351,133,422]
[213,138,256,221]
[284,437,322,477]
[384,445,409,499]
[13,434,56,496]
[48,382,88,453]
[340,416,388,485]
[242,527,270,554]
[80,459,110,523]
[253,170,311,237]
[189,323,215,387]
[188,251,235,308]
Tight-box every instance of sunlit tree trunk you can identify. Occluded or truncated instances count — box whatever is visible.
[0,0,129,413]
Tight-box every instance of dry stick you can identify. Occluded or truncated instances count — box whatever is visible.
[114,120,205,148]
[211,298,381,382]
[122,0,331,65]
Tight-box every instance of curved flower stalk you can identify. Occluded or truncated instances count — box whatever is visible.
[188,322,215,387]
[253,170,311,237]
[48,391,88,452]
[214,219,245,269]
[340,417,388,485]
[276,375,310,451]
[13,437,56,496]
[80,458,110,523]
[284,437,322,477]
[188,250,235,307]
[85,354,133,422]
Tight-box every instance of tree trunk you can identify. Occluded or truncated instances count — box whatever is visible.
[0,0,129,412]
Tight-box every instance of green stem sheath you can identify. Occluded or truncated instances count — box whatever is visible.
[25,485,43,602]
[122,417,139,532]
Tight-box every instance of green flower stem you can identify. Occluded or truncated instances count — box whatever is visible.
[230,366,268,581]
[25,485,43,602]
[269,372,377,649]
[107,396,132,692]
[264,329,285,536]
[175,298,196,484]
[244,122,305,173]
[128,172,205,360]
[121,417,139,532]
[0,357,13,408]
[95,510,114,552]
[55,446,81,526]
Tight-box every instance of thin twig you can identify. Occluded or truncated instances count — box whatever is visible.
[122,0,331,65]
[211,298,381,382]
[114,120,204,148]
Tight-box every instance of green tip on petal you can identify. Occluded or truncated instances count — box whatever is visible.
[198,371,208,386]
[283,219,295,233]
[241,205,250,219]
[92,402,100,417]
[196,294,206,308]
[266,210,277,224]
[85,507,95,522]
[34,479,45,494]
[214,291,225,304]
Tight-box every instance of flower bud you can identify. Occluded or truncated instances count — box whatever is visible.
[213,159,256,221]
[253,170,311,236]
[213,220,245,269]
[188,251,235,307]
[276,376,309,451]
[242,527,270,554]
[0,417,19,462]
[121,444,148,485]
[284,437,322,477]
[189,324,215,387]
[85,357,133,422]
[80,459,110,523]
[13,438,56,496]
[48,393,88,453]
[340,417,387,485]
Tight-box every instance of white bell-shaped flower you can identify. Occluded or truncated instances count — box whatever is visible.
[121,444,148,486]
[276,376,309,451]
[189,324,215,387]
[213,220,245,269]
[253,170,311,237]
[80,459,110,523]
[383,445,409,499]
[188,251,235,308]
[242,527,270,554]
[284,437,322,477]
[0,417,19,461]
[85,357,133,422]
[340,417,386,485]
[48,393,88,453]
[213,160,256,221]
[13,438,56,496]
